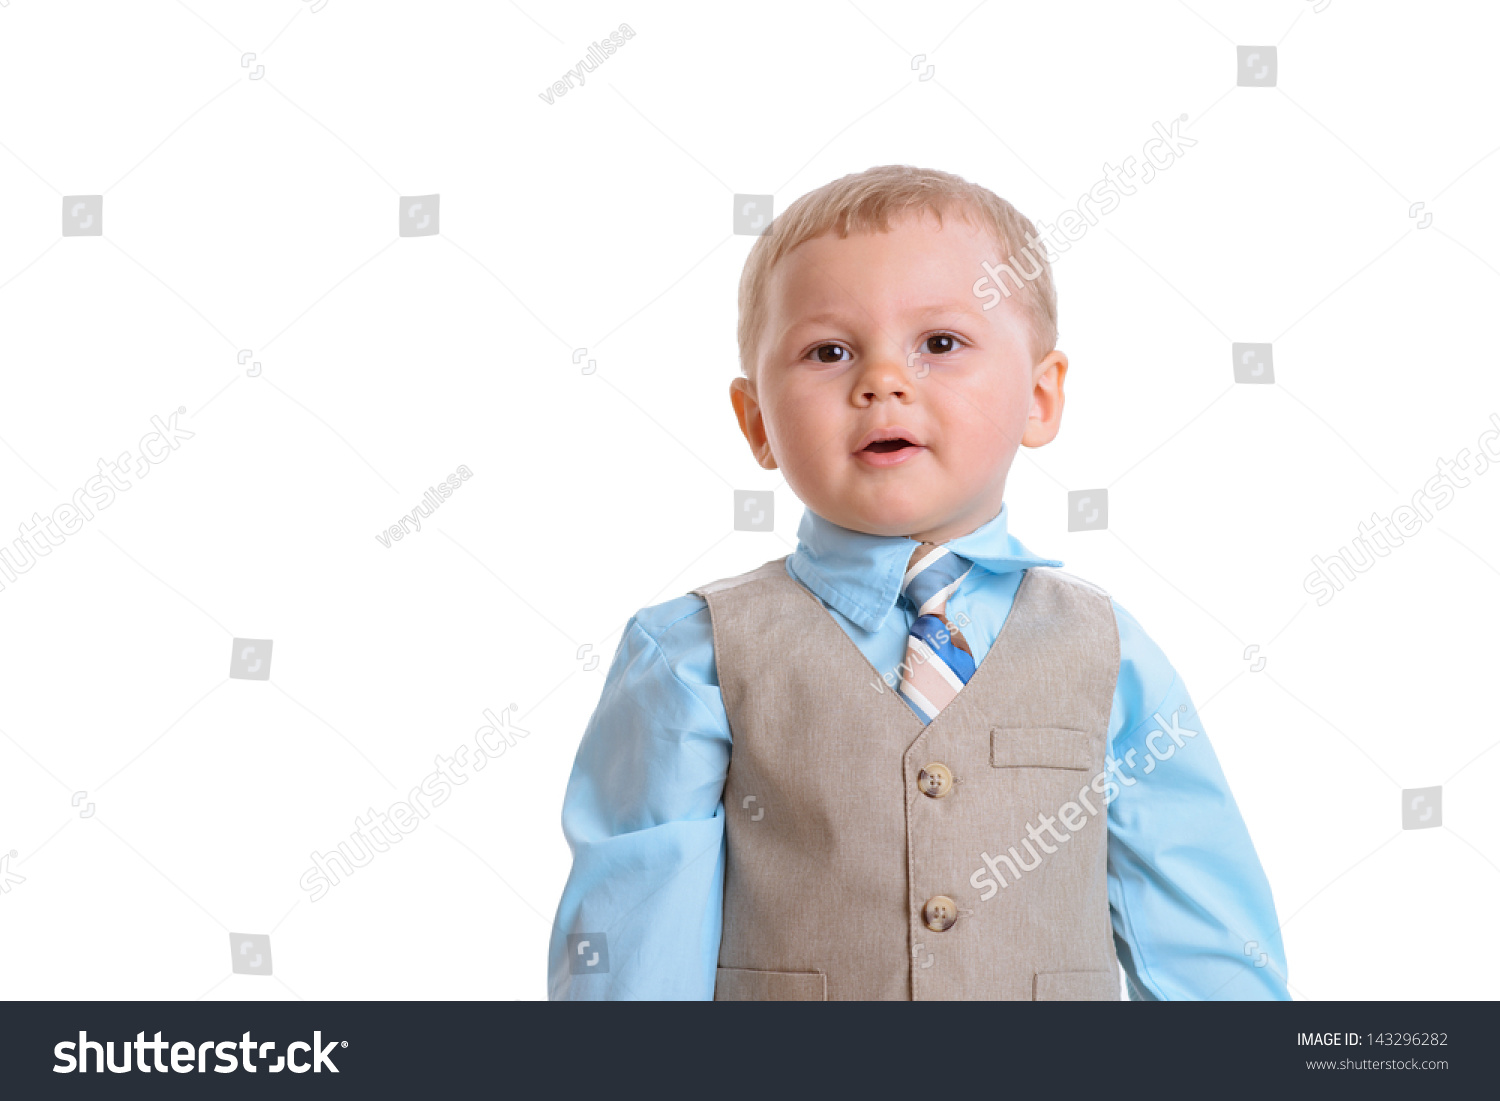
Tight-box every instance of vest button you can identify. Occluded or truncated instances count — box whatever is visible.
[922,895,957,932]
[917,762,953,798]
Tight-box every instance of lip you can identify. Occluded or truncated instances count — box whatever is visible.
[853,426,927,468]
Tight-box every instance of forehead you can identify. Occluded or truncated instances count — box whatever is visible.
[762,210,1020,354]
[763,209,1011,331]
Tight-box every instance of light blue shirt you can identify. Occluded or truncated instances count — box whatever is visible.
[548,503,1289,1000]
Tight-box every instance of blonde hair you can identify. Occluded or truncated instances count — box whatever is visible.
[736,164,1057,382]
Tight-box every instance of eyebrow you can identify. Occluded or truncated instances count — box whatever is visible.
[783,304,985,332]
[785,311,849,329]
[910,304,986,322]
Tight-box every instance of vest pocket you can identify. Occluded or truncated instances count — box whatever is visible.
[714,967,827,1001]
[991,727,1093,770]
[1033,970,1120,1000]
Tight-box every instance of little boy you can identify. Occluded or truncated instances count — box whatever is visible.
[548,165,1288,1000]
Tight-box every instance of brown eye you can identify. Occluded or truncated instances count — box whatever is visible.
[813,344,848,363]
[925,334,957,355]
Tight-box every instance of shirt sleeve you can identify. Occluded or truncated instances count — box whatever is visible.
[1105,599,1291,1000]
[547,599,729,1000]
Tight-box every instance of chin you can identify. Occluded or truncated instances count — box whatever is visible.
[842,504,936,537]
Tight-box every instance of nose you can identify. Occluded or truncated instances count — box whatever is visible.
[854,346,913,405]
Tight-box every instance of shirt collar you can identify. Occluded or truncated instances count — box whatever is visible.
[785,501,1063,633]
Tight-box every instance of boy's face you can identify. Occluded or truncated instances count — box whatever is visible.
[731,208,1067,544]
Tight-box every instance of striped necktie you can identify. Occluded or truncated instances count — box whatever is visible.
[897,543,976,723]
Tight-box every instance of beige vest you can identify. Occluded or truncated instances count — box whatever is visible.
[691,556,1122,1000]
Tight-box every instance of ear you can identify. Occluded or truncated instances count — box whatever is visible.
[730,375,779,470]
[1020,349,1067,447]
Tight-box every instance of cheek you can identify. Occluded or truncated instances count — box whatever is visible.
[945,376,1029,457]
[766,386,838,457]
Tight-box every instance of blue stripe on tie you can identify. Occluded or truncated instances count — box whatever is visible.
[905,553,969,609]
[911,614,975,683]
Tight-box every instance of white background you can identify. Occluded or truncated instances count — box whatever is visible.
[1,0,1497,1001]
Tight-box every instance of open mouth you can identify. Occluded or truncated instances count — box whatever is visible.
[855,428,926,466]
